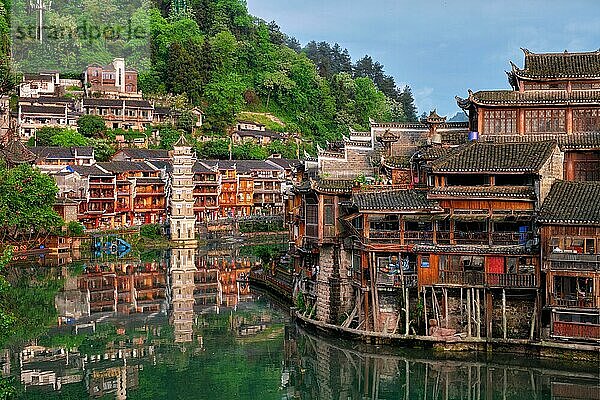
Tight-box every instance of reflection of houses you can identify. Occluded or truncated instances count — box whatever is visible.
[539,181,600,341]
[76,261,167,315]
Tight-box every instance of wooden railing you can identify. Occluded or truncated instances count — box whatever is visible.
[454,231,488,244]
[548,253,600,271]
[491,231,532,245]
[404,231,433,244]
[439,271,484,286]
[376,273,418,288]
[551,296,597,308]
[436,231,450,244]
[369,230,401,240]
[486,273,536,288]
[553,321,600,340]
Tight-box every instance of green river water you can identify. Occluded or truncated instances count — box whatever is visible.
[0,246,598,399]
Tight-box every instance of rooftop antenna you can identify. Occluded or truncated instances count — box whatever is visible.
[29,0,52,43]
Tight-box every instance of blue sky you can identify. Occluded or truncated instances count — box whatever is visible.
[246,0,599,118]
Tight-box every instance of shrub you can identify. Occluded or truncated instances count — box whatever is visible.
[139,224,163,239]
[67,221,84,236]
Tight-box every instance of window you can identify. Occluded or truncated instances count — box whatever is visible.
[524,82,567,90]
[574,109,600,133]
[483,110,517,134]
[525,109,566,133]
[323,198,334,225]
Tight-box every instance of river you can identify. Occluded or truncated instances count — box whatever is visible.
[1,245,598,399]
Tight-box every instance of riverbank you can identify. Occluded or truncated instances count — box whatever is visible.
[294,311,600,362]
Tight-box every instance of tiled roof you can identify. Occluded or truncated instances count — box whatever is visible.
[20,96,75,105]
[476,133,600,150]
[431,141,556,173]
[83,98,152,108]
[353,190,440,212]
[429,186,536,200]
[69,164,112,177]
[469,89,600,106]
[146,160,173,173]
[383,156,410,168]
[114,149,170,160]
[266,158,300,170]
[314,179,354,194]
[417,146,458,161]
[0,139,37,165]
[538,181,600,225]
[31,146,94,159]
[23,73,53,82]
[558,133,600,150]
[234,160,284,173]
[193,161,216,173]
[20,105,65,115]
[97,161,155,173]
[514,50,600,79]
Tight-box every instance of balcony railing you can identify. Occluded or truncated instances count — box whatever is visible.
[439,270,485,286]
[486,273,536,288]
[548,253,600,271]
[369,230,401,241]
[404,231,433,244]
[491,231,532,245]
[552,321,600,340]
[551,296,597,309]
[376,273,418,289]
[437,231,450,244]
[454,231,488,244]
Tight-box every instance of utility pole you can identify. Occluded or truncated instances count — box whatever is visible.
[30,0,52,43]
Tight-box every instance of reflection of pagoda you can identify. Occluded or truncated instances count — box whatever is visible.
[169,247,196,343]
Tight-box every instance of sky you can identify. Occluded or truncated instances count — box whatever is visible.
[246,0,600,118]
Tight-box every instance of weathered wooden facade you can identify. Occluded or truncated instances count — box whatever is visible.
[457,49,600,182]
[538,180,600,342]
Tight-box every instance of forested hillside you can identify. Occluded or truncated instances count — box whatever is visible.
[0,0,418,146]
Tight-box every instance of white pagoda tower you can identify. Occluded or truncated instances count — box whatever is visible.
[169,135,197,245]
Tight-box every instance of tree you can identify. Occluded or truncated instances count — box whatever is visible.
[398,86,418,122]
[0,164,63,241]
[195,138,230,159]
[156,124,185,149]
[77,115,107,137]
[34,127,70,146]
[49,129,88,147]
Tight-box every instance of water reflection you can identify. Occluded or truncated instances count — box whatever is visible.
[2,246,599,399]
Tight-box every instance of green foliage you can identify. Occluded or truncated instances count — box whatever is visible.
[238,219,284,233]
[48,129,88,147]
[0,164,63,241]
[67,221,85,236]
[87,138,117,162]
[232,142,268,160]
[34,127,69,146]
[152,124,184,149]
[77,115,107,137]
[139,223,163,239]
[194,138,230,159]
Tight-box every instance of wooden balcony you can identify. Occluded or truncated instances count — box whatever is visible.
[552,321,600,340]
[454,231,488,244]
[491,231,532,245]
[551,296,598,309]
[486,273,536,288]
[404,231,433,244]
[376,273,418,289]
[548,253,600,271]
[439,270,485,286]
